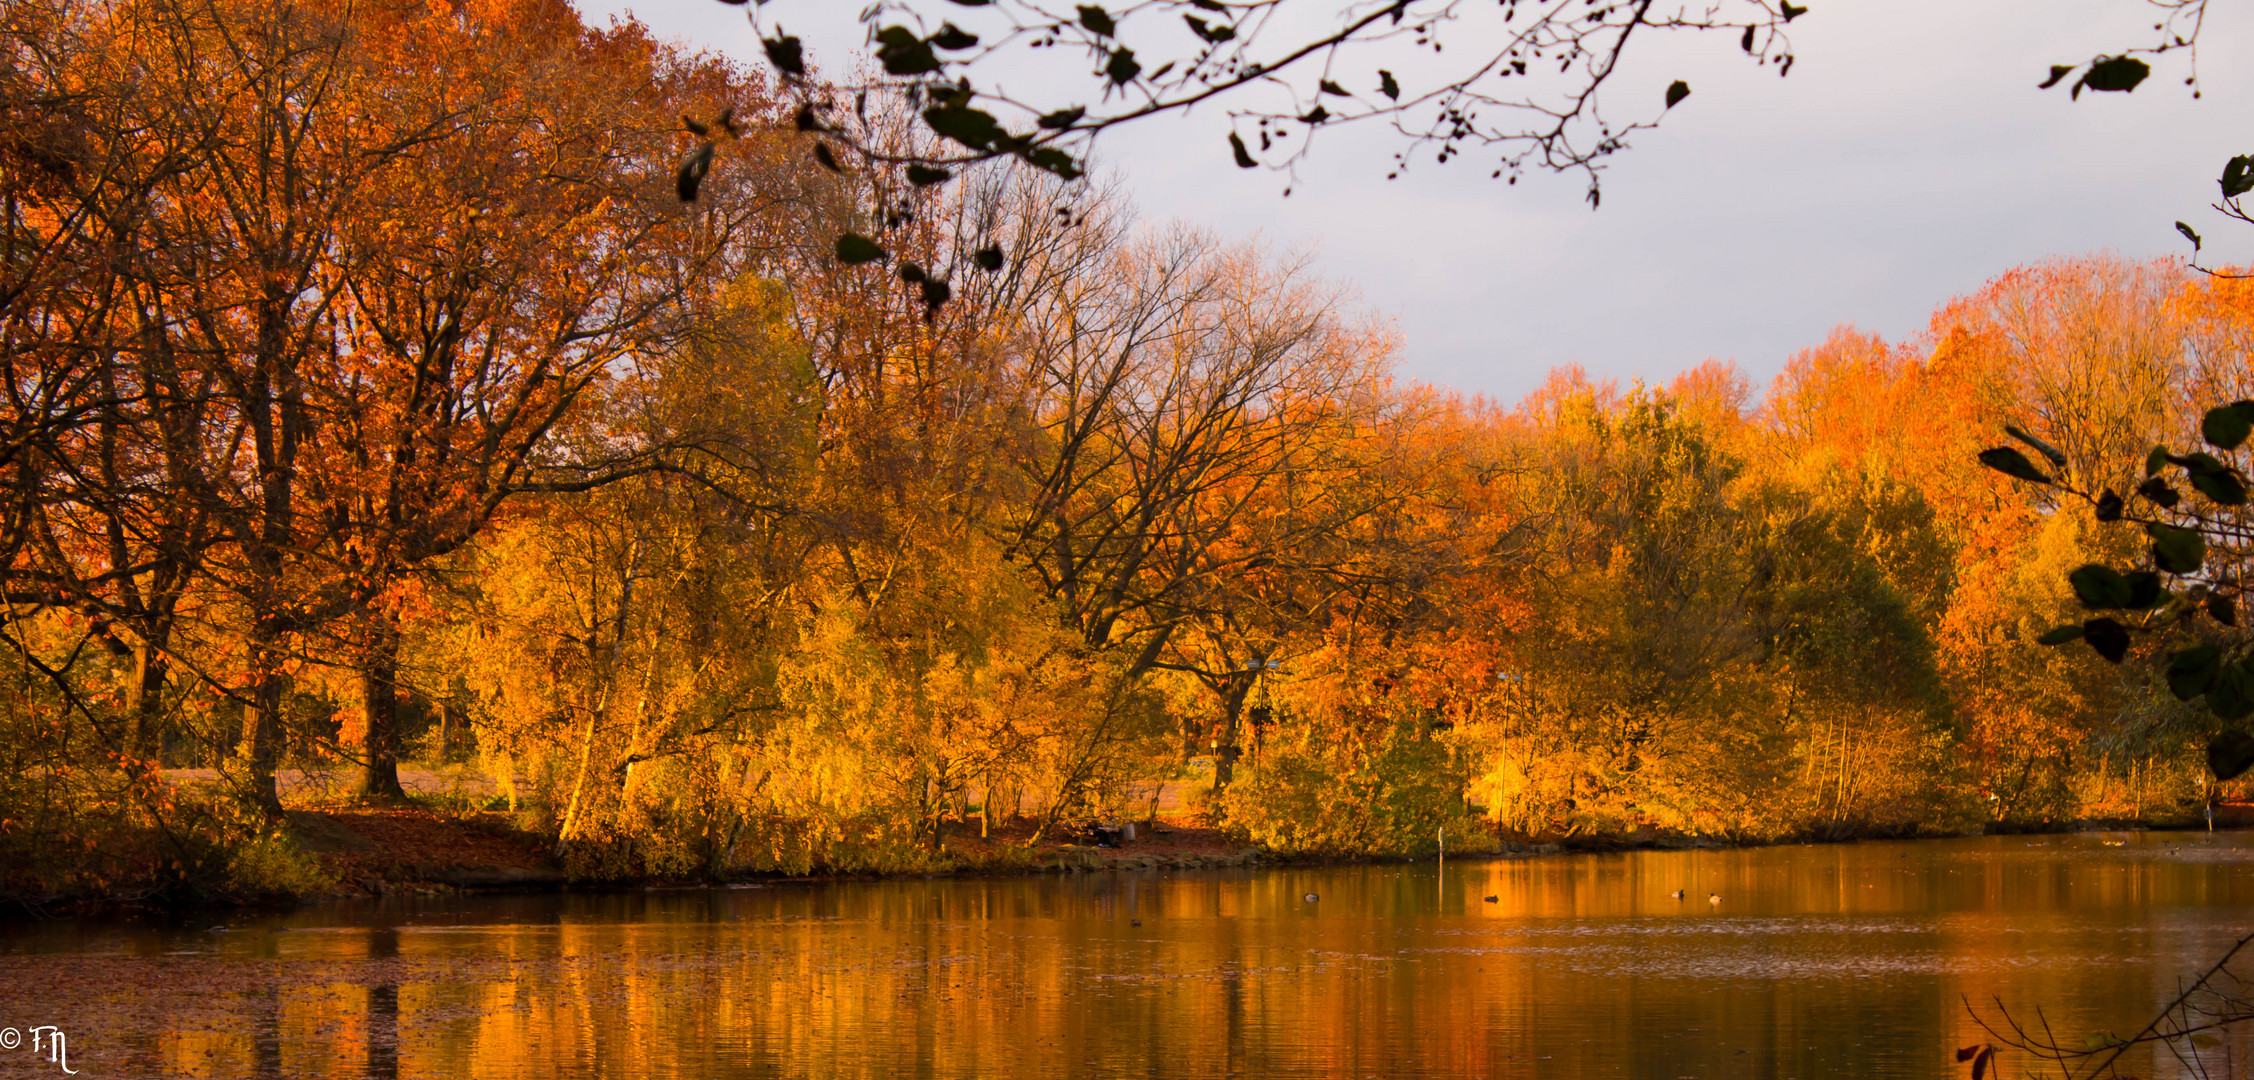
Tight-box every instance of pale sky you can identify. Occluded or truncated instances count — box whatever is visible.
[581,1,2254,405]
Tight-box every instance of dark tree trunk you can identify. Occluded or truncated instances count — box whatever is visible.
[1208,675,1256,800]
[122,625,172,761]
[237,641,286,819]
[356,624,408,800]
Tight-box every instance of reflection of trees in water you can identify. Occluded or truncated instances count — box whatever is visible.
[367,929,400,1080]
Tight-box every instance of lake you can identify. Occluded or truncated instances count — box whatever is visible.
[3,831,2252,1079]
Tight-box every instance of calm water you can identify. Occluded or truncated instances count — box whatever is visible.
[4,832,2254,1079]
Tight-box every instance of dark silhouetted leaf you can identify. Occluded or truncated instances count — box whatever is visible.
[1037,107,1085,130]
[2210,730,2254,778]
[2082,618,2130,663]
[876,26,943,75]
[931,24,979,50]
[973,245,1005,272]
[2137,475,2181,508]
[1779,2,1807,20]
[2180,454,2249,505]
[2039,64,2074,89]
[1320,80,1350,97]
[2170,644,2225,700]
[2005,424,2068,468]
[1078,5,1116,36]
[1105,47,1141,84]
[2125,570,2165,610]
[2179,221,2204,251]
[2146,444,2171,476]
[896,261,927,284]
[2094,488,2123,521]
[2214,668,2254,721]
[1302,105,1329,124]
[924,106,1004,149]
[2203,401,2254,449]
[906,164,952,186]
[1379,70,1401,100]
[1740,24,1755,52]
[1665,79,1690,108]
[763,34,805,77]
[794,105,823,132]
[835,233,887,265]
[2150,523,2206,574]
[2072,55,2149,99]
[2035,624,2085,646]
[1977,447,2051,484]
[1229,132,1256,168]
[2224,155,2254,199]
[676,142,715,202]
[1020,147,1082,179]
[683,114,710,137]
[2069,564,2132,610]
[813,142,843,172]
[1186,15,1235,42]
[2212,593,2239,627]
[919,276,951,310]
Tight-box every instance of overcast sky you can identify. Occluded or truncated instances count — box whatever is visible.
[581,1,2253,405]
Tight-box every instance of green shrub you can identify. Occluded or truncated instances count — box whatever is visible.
[1224,718,1474,858]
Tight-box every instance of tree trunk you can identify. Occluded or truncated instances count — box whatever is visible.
[123,638,167,762]
[1207,675,1256,800]
[236,644,286,820]
[356,623,408,800]
[555,535,643,857]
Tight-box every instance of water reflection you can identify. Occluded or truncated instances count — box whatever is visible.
[4,832,2252,1079]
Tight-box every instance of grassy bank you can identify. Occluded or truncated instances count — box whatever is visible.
[16,796,2246,918]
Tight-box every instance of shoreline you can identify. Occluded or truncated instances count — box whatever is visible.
[14,802,2246,920]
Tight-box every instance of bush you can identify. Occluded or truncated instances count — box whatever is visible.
[1224,718,1473,858]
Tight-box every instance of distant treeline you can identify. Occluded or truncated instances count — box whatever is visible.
[0,0,2239,900]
